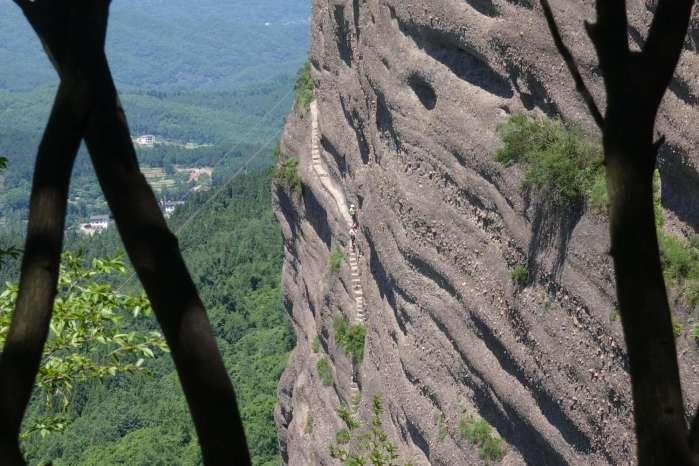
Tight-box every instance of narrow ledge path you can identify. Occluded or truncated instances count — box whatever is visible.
[309,100,365,396]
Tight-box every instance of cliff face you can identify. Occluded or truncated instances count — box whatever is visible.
[273,1,699,465]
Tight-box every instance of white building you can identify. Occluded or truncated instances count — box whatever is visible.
[78,215,111,236]
[161,200,185,218]
[135,135,156,147]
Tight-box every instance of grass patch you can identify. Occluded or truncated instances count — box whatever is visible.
[495,114,605,208]
[459,414,506,463]
[316,357,333,387]
[609,310,619,322]
[273,156,302,195]
[333,315,366,364]
[511,264,529,286]
[434,413,449,442]
[335,429,351,445]
[658,232,699,308]
[673,318,684,338]
[337,404,359,431]
[652,169,699,309]
[328,247,345,273]
[311,336,321,353]
[305,415,314,435]
[294,62,314,114]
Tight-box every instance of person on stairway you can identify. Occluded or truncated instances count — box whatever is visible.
[350,223,358,250]
[349,204,357,220]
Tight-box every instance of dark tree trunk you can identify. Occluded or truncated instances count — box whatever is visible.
[84,53,251,465]
[0,1,252,464]
[540,0,697,463]
[605,123,691,465]
[0,82,86,465]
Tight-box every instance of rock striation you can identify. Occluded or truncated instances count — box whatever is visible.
[273,1,699,464]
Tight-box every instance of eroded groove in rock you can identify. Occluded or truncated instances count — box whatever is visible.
[407,73,438,110]
[464,0,500,17]
[394,15,514,99]
[333,5,353,66]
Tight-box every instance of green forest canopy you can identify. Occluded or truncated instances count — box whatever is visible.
[0,0,309,223]
[18,169,293,465]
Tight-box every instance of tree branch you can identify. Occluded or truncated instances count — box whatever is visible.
[641,0,694,112]
[538,0,604,128]
[588,0,631,103]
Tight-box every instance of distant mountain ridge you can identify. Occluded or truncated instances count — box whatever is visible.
[0,0,310,91]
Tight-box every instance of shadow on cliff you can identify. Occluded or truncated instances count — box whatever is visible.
[658,143,699,232]
[525,192,584,281]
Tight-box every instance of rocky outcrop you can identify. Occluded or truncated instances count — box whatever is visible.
[273,1,699,465]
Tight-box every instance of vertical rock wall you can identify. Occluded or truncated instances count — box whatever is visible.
[274,1,699,464]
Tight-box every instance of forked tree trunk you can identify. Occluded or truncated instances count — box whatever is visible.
[0,1,252,464]
[84,53,251,466]
[0,82,87,465]
[540,0,697,463]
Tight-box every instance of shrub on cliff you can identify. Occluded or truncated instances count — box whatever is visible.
[328,247,345,273]
[316,357,333,386]
[273,156,302,195]
[511,264,529,286]
[333,315,366,363]
[330,396,411,465]
[496,114,605,209]
[294,62,314,114]
[459,414,505,462]
[658,232,699,307]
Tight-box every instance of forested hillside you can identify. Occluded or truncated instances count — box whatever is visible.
[20,169,292,465]
[0,0,309,92]
[0,1,309,463]
[0,0,309,224]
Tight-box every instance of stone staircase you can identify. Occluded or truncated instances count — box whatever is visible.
[309,101,351,225]
[348,248,365,324]
[309,100,365,397]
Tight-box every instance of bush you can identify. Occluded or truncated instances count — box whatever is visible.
[434,413,449,441]
[294,62,314,114]
[333,315,366,363]
[480,435,506,463]
[673,318,684,338]
[337,405,359,431]
[335,429,351,445]
[609,310,620,322]
[311,336,321,353]
[316,357,333,387]
[659,233,698,283]
[511,264,529,286]
[653,170,664,228]
[328,247,345,273]
[687,280,699,308]
[273,157,302,195]
[495,114,604,208]
[459,414,505,462]
[588,174,608,213]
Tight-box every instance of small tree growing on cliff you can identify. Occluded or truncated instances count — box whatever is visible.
[330,396,413,466]
[539,0,697,463]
